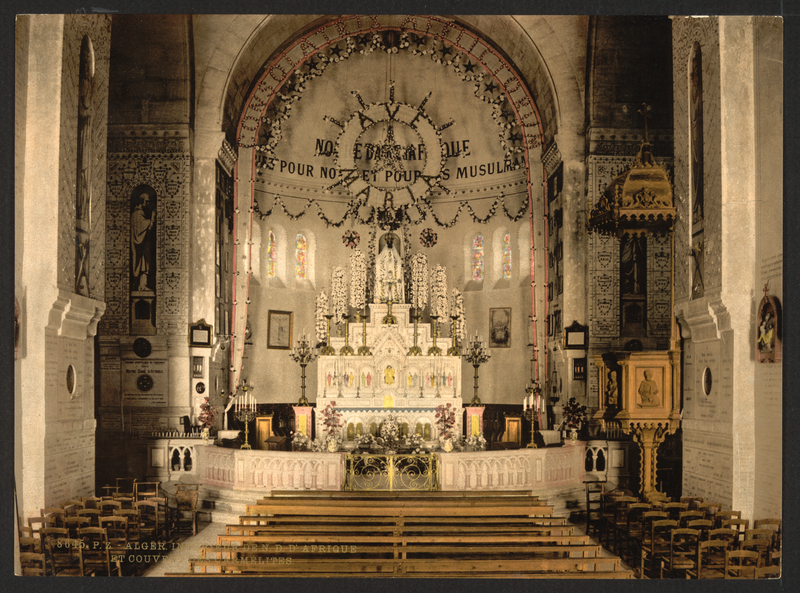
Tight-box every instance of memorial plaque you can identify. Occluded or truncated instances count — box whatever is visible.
[122,359,168,406]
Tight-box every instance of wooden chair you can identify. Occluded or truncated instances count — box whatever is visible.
[45,536,83,576]
[60,499,84,511]
[100,516,128,576]
[755,565,781,579]
[76,508,102,527]
[678,510,704,528]
[82,496,102,510]
[77,527,112,576]
[605,495,638,552]
[715,509,741,528]
[39,526,69,549]
[686,519,714,541]
[19,552,48,576]
[19,526,42,554]
[680,496,704,510]
[116,477,136,498]
[720,519,748,546]
[175,490,199,536]
[741,529,773,567]
[640,518,676,578]
[697,502,722,523]
[134,500,160,543]
[689,540,728,579]
[754,518,781,551]
[111,493,135,509]
[41,507,67,528]
[99,500,122,515]
[768,549,781,567]
[63,516,90,539]
[27,515,55,541]
[134,481,161,502]
[616,502,650,563]
[661,528,699,578]
[113,508,141,543]
[724,549,759,579]
[662,501,688,522]
[62,503,83,517]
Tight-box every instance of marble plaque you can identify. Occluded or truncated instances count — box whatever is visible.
[122,358,168,406]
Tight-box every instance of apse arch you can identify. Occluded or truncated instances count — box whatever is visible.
[218,15,577,393]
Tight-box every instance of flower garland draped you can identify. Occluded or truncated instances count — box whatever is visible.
[349,249,366,310]
[430,265,448,319]
[314,290,329,345]
[331,267,347,325]
[410,252,429,311]
[450,288,465,342]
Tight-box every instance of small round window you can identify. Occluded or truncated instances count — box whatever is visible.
[66,365,77,396]
[702,367,713,397]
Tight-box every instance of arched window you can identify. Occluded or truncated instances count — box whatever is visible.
[472,235,484,281]
[295,233,307,279]
[502,232,512,278]
[267,230,276,278]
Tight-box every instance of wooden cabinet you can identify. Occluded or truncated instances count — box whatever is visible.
[254,415,273,450]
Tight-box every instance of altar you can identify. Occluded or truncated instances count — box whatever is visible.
[316,302,462,441]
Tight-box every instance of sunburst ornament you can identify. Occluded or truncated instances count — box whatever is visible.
[325,81,453,212]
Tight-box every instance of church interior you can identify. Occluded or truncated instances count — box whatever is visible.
[15,14,783,578]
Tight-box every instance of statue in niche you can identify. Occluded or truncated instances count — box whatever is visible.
[374,232,404,303]
[637,370,660,406]
[407,374,413,388]
[131,189,157,292]
[447,373,452,387]
[606,371,618,407]
[76,37,93,223]
[361,372,366,387]
[385,366,394,385]
[366,372,372,387]
[327,372,332,387]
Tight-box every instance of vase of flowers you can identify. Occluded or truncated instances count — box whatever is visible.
[561,397,587,445]
[435,403,457,451]
[197,396,218,442]
[291,431,310,451]
[321,401,343,448]
[464,434,487,452]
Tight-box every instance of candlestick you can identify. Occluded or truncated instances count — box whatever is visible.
[408,310,423,356]
[320,314,336,356]
[523,384,541,448]
[462,335,490,406]
[290,333,318,405]
[447,314,461,356]
[357,308,371,356]
[428,315,442,356]
[340,314,354,356]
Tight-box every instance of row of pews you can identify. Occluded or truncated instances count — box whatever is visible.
[165,490,635,578]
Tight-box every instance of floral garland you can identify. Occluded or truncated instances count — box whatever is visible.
[331,267,347,325]
[430,265,448,318]
[342,230,360,248]
[410,252,429,310]
[434,402,457,441]
[420,228,438,247]
[314,290,329,345]
[349,249,366,310]
[450,288,466,341]
[366,225,377,304]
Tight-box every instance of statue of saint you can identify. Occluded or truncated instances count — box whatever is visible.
[131,191,156,292]
[606,371,618,407]
[374,232,404,303]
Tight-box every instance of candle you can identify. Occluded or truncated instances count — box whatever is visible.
[523,397,528,411]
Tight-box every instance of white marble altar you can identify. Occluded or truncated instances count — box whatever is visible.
[317,302,463,440]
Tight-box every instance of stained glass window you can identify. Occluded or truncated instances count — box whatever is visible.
[472,235,484,281]
[267,231,276,278]
[502,232,512,278]
[295,233,307,279]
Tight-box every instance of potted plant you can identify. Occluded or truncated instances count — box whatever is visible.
[435,403,457,452]
[561,397,587,444]
[320,401,343,451]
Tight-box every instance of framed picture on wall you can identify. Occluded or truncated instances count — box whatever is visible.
[189,319,213,347]
[489,308,511,348]
[267,310,293,350]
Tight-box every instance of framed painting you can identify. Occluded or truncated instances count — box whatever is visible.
[267,310,293,350]
[189,319,213,347]
[489,308,511,348]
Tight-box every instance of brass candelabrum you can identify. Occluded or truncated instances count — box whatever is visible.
[523,384,541,448]
[408,310,423,356]
[234,381,256,449]
[320,314,336,356]
[427,315,442,356]
[290,334,318,405]
[356,309,371,356]
[447,315,461,356]
[340,315,354,356]
[462,335,491,405]
[383,300,397,324]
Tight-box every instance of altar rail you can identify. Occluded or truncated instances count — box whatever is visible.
[196,444,587,498]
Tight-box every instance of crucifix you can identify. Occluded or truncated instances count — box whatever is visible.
[638,102,652,143]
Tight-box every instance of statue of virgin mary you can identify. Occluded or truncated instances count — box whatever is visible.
[374,232,405,303]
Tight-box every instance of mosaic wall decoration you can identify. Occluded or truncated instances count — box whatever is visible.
[102,132,191,337]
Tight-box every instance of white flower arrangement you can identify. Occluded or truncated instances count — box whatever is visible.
[410,252,429,310]
[291,431,310,451]
[315,290,329,345]
[465,434,487,450]
[349,249,366,310]
[430,265,448,318]
[451,288,466,341]
[331,267,347,324]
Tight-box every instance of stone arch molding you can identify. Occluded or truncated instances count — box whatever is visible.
[207,15,577,390]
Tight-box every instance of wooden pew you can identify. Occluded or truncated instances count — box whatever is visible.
[262,489,537,500]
